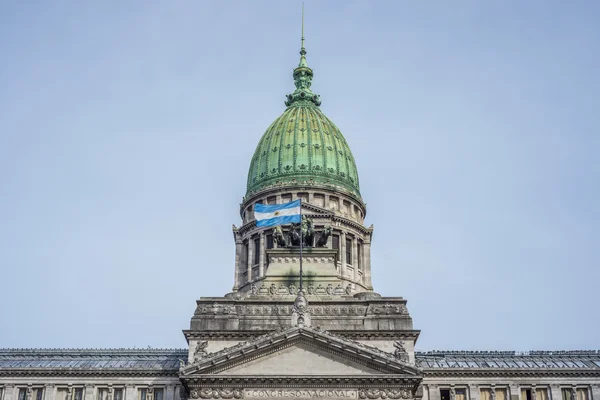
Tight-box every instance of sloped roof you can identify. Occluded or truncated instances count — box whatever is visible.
[0,349,186,375]
[416,350,600,369]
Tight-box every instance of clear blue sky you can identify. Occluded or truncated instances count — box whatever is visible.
[0,1,598,351]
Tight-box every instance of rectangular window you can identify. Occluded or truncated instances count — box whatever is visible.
[480,389,492,400]
[345,238,352,264]
[266,234,274,249]
[267,196,276,205]
[254,237,260,265]
[440,390,451,400]
[562,390,573,400]
[19,389,44,400]
[73,388,83,400]
[522,390,532,400]
[139,389,164,400]
[576,389,588,400]
[99,389,123,400]
[456,389,466,400]
[536,389,549,400]
[332,235,340,256]
[495,389,507,400]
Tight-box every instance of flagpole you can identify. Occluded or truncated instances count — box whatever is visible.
[299,198,303,292]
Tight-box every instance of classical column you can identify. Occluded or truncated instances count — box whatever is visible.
[340,231,347,273]
[259,231,265,277]
[363,234,373,289]
[247,238,253,282]
[233,234,243,290]
[352,236,359,281]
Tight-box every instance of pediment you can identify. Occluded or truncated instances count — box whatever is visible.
[223,342,380,375]
[180,326,421,377]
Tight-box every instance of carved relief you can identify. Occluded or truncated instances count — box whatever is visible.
[393,341,410,363]
[190,389,243,399]
[358,389,412,399]
[367,303,407,315]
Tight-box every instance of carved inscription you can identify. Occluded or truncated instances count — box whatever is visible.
[245,390,358,399]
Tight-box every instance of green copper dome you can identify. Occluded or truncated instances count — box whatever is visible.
[246,34,360,198]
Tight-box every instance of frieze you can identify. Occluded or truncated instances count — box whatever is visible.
[367,303,407,315]
[234,304,367,316]
[190,389,244,399]
[358,389,412,400]
[245,390,358,399]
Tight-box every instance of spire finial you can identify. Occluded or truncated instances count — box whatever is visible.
[299,2,308,67]
[284,2,321,108]
[301,2,305,51]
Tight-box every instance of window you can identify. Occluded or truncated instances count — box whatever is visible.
[576,389,589,400]
[525,389,549,400]
[332,235,340,256]
[267,196,276,205]
[440,390,450,400]
[345,238,352,264]
[495,389,507,400]
[562,390,573,400]
[19,388,44,400]
[480,389,492,400]
[266,234,274,249]
[456,390,466,400]
[522,389,532,400]
[254,237,260,265]
[99,389,124,400]
[139,389,164,400]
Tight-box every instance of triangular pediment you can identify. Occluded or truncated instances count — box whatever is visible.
[180,326,421,377]
[224,342,380,375]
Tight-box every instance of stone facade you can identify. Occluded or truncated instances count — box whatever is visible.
[1,18,598,400]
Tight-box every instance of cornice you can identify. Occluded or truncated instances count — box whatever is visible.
[182,330,419,341]
[182,375,421,389]
[181,327,420,377]
[421,368,600,378]
[0,368,180,378]
[0,348,186,356]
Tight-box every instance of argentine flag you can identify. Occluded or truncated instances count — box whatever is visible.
[255,199,301,227]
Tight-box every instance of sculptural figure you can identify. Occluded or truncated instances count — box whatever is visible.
[315,225,331,247]
[393,341,410,363]
[290,223,302,246]
[302,216,315,246]
[193,341,208,362]
[273,225,287,247]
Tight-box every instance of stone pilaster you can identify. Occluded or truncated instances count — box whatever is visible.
[363,233,373,289]
[44,386,55,400]
[259,232,265,277]
[125,386,136,400]
[340,231,347,273]
[233,231,243,290]
[509,385,520,400]
[4,385,15,400]
[429,386,441,400]
[549,387,561,400]
[83,386,93,400]
[469,385,479,400]
[352,236,358,281]
[165,386,174,400]
[591,386,600,400]
[247,238,253,282]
